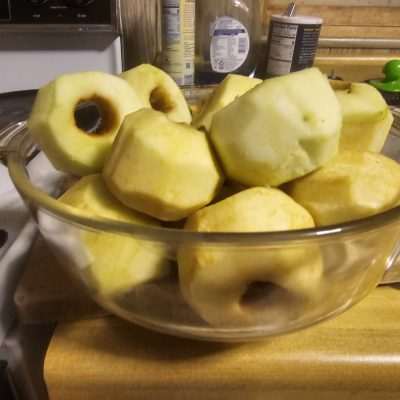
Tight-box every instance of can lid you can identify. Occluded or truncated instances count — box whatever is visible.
[271,15,323,25]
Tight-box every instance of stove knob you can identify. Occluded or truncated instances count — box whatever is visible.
[28,0,49,5]
[65,0,95,7]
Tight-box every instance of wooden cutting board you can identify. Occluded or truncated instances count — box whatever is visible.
[44,285,400,400]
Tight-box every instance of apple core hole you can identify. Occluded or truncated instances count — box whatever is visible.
[150,86,175,113]
[241,281,292,310]
[75,96,118,135]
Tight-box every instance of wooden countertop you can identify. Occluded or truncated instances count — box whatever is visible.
[45,285,400,400]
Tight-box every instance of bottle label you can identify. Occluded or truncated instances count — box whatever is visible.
[266,22,298,76]
[210,16,250,74]
[162,0,195,86]
[265,17,322,77]
[163,0,181,43]
[182,0,195,85]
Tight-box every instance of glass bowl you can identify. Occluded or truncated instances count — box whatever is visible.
[2,120,400,342]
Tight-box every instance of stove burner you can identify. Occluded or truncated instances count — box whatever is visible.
[0,230,8,249]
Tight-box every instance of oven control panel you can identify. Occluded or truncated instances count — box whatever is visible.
[0,0,113,24]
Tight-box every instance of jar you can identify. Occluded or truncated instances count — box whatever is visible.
[195,0,262,85]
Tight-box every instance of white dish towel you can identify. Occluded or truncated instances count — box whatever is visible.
[0,153,57,344]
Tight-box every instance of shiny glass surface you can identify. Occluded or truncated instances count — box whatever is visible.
[194,0,263,84]
[4,121,400,341]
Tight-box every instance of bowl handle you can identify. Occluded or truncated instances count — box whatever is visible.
[380,241,400,285]
[0,121,27,164]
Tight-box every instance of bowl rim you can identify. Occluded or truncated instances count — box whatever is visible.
[6,122,400,246]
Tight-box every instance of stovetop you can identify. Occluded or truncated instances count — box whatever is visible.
[0,91,37,128]
[0,90,53,400]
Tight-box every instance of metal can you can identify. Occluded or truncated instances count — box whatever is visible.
[264,15,323,77]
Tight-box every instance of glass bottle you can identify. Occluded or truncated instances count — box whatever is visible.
[194,0,262,85]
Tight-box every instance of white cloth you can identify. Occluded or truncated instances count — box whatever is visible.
[0,152,60,344]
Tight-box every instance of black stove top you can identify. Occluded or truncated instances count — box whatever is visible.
[0,90,37,128]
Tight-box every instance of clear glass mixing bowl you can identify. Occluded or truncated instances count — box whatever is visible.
[2,119,400,342]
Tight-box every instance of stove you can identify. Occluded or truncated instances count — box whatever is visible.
[0,0,124,93]
[0,2,124,398]
[0,91,53,400]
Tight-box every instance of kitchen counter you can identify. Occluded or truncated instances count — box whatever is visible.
[44,285,400,400]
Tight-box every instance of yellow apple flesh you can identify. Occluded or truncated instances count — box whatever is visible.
[210,68,342,187]
[103,108,223,221]
[332,81,393,153]
[59,175,169,296]
[121,64,192,124]
[286,151,400,226]
[178,187,322,327]
[28,71,143,176]
[192,74,262,132]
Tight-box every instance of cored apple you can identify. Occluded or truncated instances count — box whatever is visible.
[210,68,342,187]
[332,80,393,153]
[59,175,169,296]
[178,187,322,327]
[192,74,262,132]
[286,151,400,226]
[28,71,143,176]
[103,108,223,221]
[121,64,192,124]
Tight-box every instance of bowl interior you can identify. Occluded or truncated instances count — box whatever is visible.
[4,108,400,341]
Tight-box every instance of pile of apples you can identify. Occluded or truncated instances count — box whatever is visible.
[27,65,400,326]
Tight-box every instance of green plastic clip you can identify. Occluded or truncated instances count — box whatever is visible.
[369,60,400,93]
